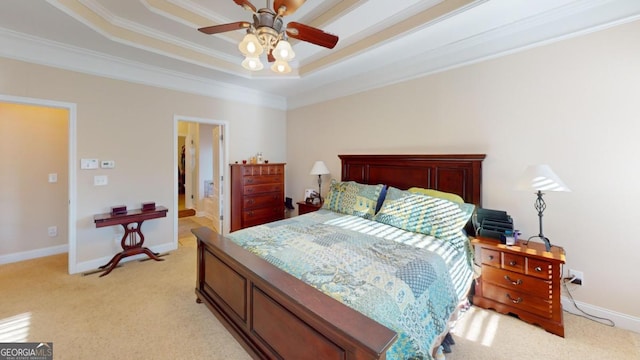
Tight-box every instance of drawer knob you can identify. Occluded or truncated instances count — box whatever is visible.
[506,294,523,304]
[246,178,254,184]
[504,275,522,285]
[509,260,517,266]
[247,199,254,205]
[488,255,494,260]
[535,266,542,272]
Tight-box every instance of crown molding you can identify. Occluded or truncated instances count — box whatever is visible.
[2,1,639,111]
[0,28,287,110]
[286,0,640,109]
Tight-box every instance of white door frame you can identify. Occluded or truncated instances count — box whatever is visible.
[0,94,77,274]
[173,115,228,239]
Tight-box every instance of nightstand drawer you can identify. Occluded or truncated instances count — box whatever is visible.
[482,266,551,297]
[482,282,553,319]
[502,253,525,273]
[297,201,323,215]
[481,249,501,267]
[527,257,552,280]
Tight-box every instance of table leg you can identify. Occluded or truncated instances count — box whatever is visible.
[98,220,164,277]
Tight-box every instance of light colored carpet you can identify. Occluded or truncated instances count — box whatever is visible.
[447,306,640,360]
[1,217,638,359]
[0,217,250,360]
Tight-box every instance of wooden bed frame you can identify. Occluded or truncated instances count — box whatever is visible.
[193,154,485,360]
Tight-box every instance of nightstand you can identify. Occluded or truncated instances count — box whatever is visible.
[297,201,323,215]
[471,236,566,337]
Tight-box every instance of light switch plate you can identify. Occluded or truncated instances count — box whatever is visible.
[48,173,58,183]
[94,175,108,186]
[81,158,99,169]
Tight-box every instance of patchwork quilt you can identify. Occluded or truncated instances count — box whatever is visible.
[227,210,474,360]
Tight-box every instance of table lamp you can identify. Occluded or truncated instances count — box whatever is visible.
[515,164,570,251]
[309,161,330,201]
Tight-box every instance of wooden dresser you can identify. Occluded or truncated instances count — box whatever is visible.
[471,236,566,337]
[230,163,285,232]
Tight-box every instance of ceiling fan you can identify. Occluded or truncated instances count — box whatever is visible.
[198,0,339,73]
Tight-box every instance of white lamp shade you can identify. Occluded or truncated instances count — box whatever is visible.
[516,164,570,192]
[238,33,264,56]
[273,40,295,61]
[271,60,292,74]
[241,56,264,71]
[310,161,330,175]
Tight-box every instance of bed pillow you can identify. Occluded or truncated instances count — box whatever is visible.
[373,187,475,237]
[407,187,464,204]
[322,180,384,219]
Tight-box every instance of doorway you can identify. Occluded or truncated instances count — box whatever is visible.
[174,116,227,235]
[0,94,77,274]
[177,135,195,217]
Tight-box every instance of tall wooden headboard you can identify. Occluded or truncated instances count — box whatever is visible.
[339,154,486,207]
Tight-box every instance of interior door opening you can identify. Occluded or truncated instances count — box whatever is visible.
[175,117,227,237]
[0,94,77,274]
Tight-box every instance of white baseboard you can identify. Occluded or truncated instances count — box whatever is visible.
[0,244,68,265]
[562,296,640,334]
[73,242,178,274]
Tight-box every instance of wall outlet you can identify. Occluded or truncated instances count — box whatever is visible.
[569,269,584,285]
[48,226,58,237]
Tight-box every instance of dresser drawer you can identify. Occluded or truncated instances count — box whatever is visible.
[482,266,551,298]
[502,252,525,273]
[243,183,283,195]
[481,249,501,267]
[242,165,284,176]
[527,257,552,280]
[243,193,283,209]
[243,175,284,186]
[482,282,553,319]
[242,207,284,226]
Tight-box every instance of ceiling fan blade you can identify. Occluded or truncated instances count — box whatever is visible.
[286,22,339,49]
[274,0,305,16]
[233,0,257,13]
[198,21,251,35]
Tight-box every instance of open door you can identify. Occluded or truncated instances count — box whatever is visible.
[174,116,227,237]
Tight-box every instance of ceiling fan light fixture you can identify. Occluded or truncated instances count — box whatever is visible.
[242,56,264,71]
[239,33,264,56]
[199,0,339,74]
[271,60,291,74]
[273,39,295,61]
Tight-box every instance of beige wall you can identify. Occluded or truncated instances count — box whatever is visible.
[0,57,287,271]
[287,20,640,319]
[0,103,68,255]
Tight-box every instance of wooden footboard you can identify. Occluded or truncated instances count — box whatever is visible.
[193,227,397,360]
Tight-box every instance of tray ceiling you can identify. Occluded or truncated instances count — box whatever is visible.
[1,0,639,109]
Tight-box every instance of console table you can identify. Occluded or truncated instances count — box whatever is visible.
[93,206,168,277]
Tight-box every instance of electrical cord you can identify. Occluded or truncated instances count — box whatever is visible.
[561,270,615,327]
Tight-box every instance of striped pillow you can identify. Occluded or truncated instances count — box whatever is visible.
[373,187,474,237]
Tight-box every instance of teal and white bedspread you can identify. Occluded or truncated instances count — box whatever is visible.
[227,209,475,360]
